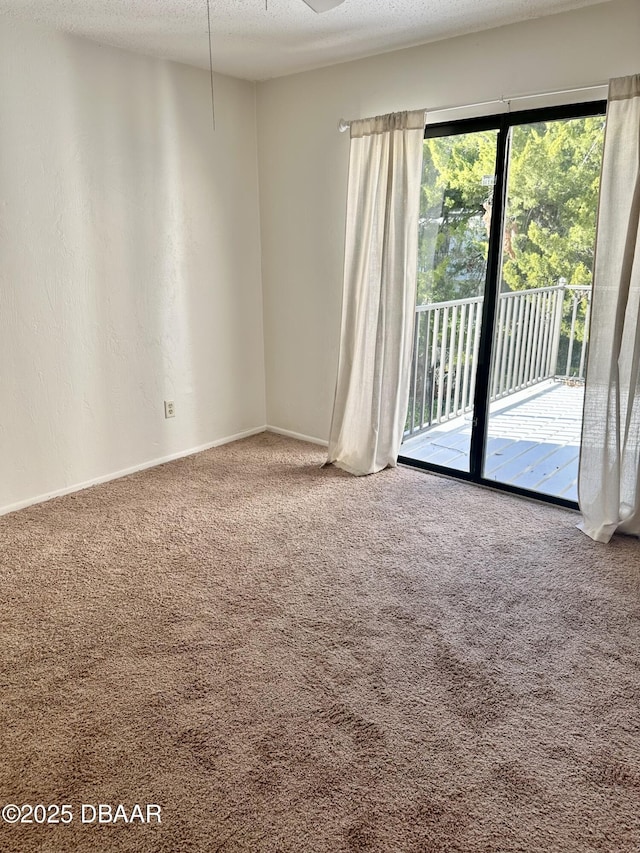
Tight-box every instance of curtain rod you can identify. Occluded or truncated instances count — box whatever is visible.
[337,82,608,132]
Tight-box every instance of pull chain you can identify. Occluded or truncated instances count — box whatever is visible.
[206,0,216,131]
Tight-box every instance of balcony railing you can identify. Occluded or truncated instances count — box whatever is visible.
[406,283,591,438]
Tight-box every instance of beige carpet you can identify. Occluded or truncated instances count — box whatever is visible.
[1,433,639,852]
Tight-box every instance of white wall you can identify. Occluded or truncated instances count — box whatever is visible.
[257,0,640,443]
[0,19,265,513]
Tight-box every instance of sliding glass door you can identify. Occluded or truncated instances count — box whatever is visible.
[404,127,498,472]
[400,102,606,507]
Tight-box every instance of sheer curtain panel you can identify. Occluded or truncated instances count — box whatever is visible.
[579,74,640,542]
[327,111,425,475]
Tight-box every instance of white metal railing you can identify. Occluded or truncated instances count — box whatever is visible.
[406,283,591,437]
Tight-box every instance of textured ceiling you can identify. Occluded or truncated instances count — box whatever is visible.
[0,0,610,80]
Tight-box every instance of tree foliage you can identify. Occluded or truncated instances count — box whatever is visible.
[416,117,605,306]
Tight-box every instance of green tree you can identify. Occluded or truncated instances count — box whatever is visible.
[416,116,605,305]
[502,117,604,291]
[417,130,497,304]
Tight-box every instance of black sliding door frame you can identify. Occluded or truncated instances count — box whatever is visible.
[398,99,607,509]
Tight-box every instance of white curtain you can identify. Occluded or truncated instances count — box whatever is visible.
[578,74,640,542]
[327,110,425,475]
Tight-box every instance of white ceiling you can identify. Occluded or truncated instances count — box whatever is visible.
[0,0,610,81]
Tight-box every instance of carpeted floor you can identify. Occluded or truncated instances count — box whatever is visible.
[1,433,639,852]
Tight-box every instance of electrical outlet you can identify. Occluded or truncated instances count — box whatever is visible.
[164,400,175,419]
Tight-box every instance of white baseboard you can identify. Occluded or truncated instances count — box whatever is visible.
[266,425,329,447]
[0,425,267,518]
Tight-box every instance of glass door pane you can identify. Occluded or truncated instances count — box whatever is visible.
[483,116,605,500]
[402,129,498,472]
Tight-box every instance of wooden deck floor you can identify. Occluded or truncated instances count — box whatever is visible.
[400,380,584,502]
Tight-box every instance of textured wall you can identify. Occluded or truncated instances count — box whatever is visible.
[257,0,640,443]
[0,18,265,512]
